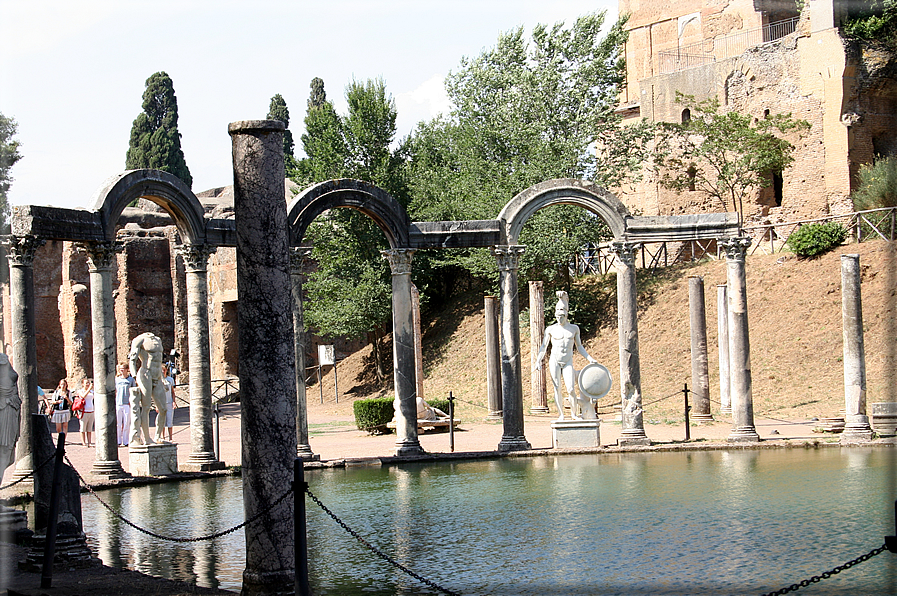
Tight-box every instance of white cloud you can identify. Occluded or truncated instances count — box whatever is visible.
[395,74,451,137]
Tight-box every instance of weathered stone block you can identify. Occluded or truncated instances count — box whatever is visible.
[129,443,178,476]
[551,419,601,449]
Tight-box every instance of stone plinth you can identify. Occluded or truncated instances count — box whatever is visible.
[871,402,897,437]
[129,443,178,476]
[551,419,601,449]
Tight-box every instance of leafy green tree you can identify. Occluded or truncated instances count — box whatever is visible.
[654,93,810,219]
[843,0,897,45]
[126,72,192,188]
[267,93,295,158]
[0,112,22,232]
[406,12,652,288]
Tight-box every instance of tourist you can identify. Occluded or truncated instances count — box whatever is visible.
[76,378,95,447]
[49,379,72,434]
[115,364,134,446]
[162,364,177,442]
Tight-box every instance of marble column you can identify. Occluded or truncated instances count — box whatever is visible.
[177,243,224,471]
[722,237,760,442]
[230,119,296,595]
[411,283,424,403]
[717,284,731,414]
[6,235,44,482]
[83,241,128,478]
[529,281,549,414]
[609,241,651,446]
[382,248,425,456]
[289,247,318,460]
[840,254,874,442]
[492,245,531,452]
[689,276,713,421]
[484,295,502,420]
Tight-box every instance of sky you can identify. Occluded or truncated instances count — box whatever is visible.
[1,0,617,211]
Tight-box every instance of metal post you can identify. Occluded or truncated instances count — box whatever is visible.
[448,392,455,453]
[334,363,338,404]
[40,432,66,588]
[683,384,691,442]
[318,365,323,405]
[294,458,311,596]
[213,402,220,462]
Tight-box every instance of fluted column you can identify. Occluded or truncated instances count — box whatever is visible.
[382,248,424,456]
[717,284,731,414]
[6,235,44,481]
[82,241,128,478]
[484,295,502,420]
[609,241,650,446]
[529,281,548,414]
[289,247,318,460]
[721,237,759,442]
[840,254,873,442]
[493,245,531,452]
[689,276,712,421]
[177,243,223,470]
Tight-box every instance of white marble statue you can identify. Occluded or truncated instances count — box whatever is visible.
[534,291,598,421]
[128,333,170,445]
[0,353,21,472]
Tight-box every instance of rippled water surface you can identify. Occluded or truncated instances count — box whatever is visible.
[81,447,897,595]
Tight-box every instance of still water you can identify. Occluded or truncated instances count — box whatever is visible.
[81,447,896,595]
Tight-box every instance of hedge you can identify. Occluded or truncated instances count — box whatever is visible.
[353,397,394,434]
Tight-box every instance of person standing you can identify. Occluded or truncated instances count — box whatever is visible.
[76,378,95,447]
[50,379,72,434]
[115,364,134,446]
[162,364,177,442]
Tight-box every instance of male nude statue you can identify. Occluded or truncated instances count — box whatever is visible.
[533,291,597,421]
[128,332,169,445]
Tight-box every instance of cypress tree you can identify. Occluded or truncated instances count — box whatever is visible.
[0,112,22,232]
[126,71,192,188]
[267,93,294,158]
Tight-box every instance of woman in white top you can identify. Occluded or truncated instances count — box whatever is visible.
[50,379,72,434]
[76,378,95,447]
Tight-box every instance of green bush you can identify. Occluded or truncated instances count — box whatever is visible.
[786,222,848,258]
[852,156,897,211]
[427,398,451,416]
[353,397,394,434]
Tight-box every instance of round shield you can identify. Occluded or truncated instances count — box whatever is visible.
[578,362,613,401]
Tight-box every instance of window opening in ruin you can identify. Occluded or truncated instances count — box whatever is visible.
[772,170,784,206]
[681,108,691,123]
[763,109,770,119]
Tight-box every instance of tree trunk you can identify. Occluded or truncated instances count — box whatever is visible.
[367,329,386,383]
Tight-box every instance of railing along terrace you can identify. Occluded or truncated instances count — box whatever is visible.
[658,16,799,74]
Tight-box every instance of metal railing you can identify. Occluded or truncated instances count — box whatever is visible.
[658,17,799,74]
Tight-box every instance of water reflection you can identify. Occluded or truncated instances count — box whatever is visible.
[80,448,896,595]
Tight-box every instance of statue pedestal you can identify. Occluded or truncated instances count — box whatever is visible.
[129,443,178,476]
[551,419,601,449]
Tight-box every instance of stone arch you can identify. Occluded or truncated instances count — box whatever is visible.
[89,169,207,244]
[287,179,411,248]
[498,178,631,245]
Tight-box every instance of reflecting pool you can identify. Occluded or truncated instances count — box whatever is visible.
[81,447,897,595]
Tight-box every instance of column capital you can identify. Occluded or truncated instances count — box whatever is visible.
[79,240,123,272]
[720,236,752,262]
[608,241,641,267]
[176,243,217,272]
[381,248,416,275]
[289,246,314,273]
[4,235,46,267]
[492,245,526,272]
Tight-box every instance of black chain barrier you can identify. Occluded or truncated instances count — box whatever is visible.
[641,390,682,408]
[305,486,460,596]
[65,455,293,543]
[452,397,489,411]
[0,452,58,491]
[759,544,889,596]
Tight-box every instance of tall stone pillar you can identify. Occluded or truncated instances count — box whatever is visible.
[411,283,424,402]
[721,237,759,443]
[529,281,549,414]
[177,243,224,471]
[289,247,318,460]
[689,276,712,421]
[717,284,731,414]
[492,245,531,452]
[840,254,873,442]
[6,235,44,481]
[609,241,650,446]
[484,295,502,420]
[230,119,296,595]
[83,241,128,478]
[382,248,425,456]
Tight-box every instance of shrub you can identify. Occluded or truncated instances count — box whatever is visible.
[353,397,394,434]
[786,222,847,258]
[427,398,451,416]
[852,156,897,211]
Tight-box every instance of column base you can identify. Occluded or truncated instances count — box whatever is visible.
[183,452,226,472]
[395,440,425,457]
[727,427,761,442]
[497,436,531,452]
[529,406,550,415]
[617,434,652,447]
[841,415,874,443]
[90,459,130,479]
[297,446,320,461]
[691,413,714,422]
[485,411,503,421]
[242,569,295,596]
[719,406,732,415]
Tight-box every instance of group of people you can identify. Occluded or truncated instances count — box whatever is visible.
[42,360,177,448]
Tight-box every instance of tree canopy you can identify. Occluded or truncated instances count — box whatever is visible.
[126,71,192,188]
[0,112,22,232]
[267,93,295,160]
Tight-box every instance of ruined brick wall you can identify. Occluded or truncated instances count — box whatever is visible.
[34,241,64,388]
[207,246,238,380]
[58,241,92,385]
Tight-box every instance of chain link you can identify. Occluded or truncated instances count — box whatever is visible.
[759,544,888,596]
[0,452,58,491]
[66,455,293,543]
[305,486,460,596]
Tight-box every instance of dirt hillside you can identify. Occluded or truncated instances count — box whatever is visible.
[309,241,897,424]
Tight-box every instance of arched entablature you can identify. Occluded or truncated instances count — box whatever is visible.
[497,178,631,245]
[287,179,411,249]
[89,169,207,244]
